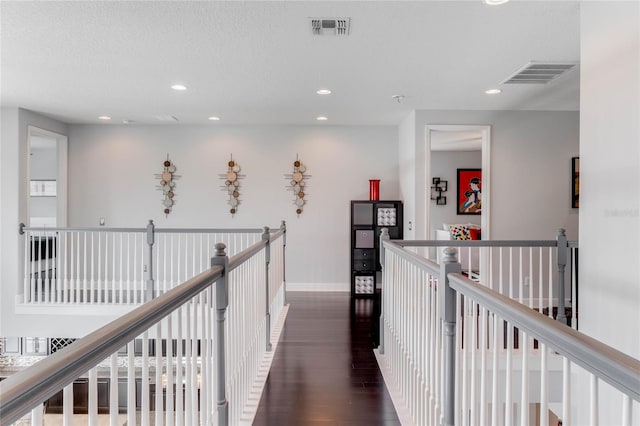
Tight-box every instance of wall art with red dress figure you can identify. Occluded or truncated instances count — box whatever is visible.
[457,168,482,215]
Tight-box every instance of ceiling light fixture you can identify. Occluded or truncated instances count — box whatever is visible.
[171,84,187,91]
[485,88,502,95]
[208,116,221,121]
[98,115,111,120]
[316,89,332,95]
[391,94,405,103]
[316,116,328,121]
[484,0,510,5]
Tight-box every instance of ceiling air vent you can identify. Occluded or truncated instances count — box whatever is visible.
[155,115,179,122]
[310,18,350,36]
[502,61,578,85]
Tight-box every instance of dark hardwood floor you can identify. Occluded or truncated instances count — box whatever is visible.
[252,292,400,426]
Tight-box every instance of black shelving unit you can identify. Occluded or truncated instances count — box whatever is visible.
[350,200,403,297]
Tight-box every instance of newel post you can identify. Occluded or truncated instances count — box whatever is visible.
[211,243,229,426]
[378,228,390,354]
[440,247,461,426]
[145,220,155,301]
[556,228,568,325]
[262,227,273,351]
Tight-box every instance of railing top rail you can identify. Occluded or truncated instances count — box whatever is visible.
[269,228,285,242]
[448,273,640,402]
[229,239,268,272]
[20,224,283,235]
[0,264,224,425]
[382,240,440,276]
[21,225,147,234]
[395,239,567,248]
[155,227,264,234]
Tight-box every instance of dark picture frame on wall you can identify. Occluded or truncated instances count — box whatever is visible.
[457,168,482,215]
[572,157,579,208]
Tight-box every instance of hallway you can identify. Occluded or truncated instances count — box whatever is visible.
[253,292,400,425]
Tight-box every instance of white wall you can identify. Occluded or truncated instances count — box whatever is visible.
[576,3,639,424]
[398,111,417,239]
[68,124,399,287]
[0,108,68,336]
[411,110,579,241]
[430,150,482,238]
[579,1,639,357]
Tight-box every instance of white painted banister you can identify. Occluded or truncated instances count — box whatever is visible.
[377,235,639,426]
[18,222,282,306]
[3,223,288,426]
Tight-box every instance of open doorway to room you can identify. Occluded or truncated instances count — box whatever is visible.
[27,126,68,227]
[425,125,491,240]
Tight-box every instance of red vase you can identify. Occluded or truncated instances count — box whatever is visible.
[369,179,380,201]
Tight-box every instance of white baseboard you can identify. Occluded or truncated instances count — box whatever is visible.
[286,282,349,292]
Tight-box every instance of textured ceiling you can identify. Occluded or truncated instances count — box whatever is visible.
[0,1,581,126]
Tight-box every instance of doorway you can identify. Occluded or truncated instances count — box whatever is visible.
[425,124,491,240]
[27,126,68,227]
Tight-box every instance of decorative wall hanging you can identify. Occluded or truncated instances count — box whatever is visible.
[155,154,180,216]
[430,177,448,206]
[220,155,244,215]
[457,169,481,215]
[284,155,311,215]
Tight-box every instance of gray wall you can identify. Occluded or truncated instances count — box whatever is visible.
[399,110,579,242]
[430,150,482,238]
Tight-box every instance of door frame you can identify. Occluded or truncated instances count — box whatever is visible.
[424,124,491,240]
[27,125,68,227]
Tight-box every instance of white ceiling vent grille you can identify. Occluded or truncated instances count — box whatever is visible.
[155,115,179,122]
[310,18,350,36]
[502,61,578,85]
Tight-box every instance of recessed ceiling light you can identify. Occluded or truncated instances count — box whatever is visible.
[208,116,221,121]
[316,115,328,121]
[316,89,332,95]
[485,88,502,95]
[171,84,187,91]
[484,0,510,5]
[98,115,111,120]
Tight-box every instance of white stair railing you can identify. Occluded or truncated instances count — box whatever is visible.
[398,228,578,329]
[2,224,287,426]
[19,221,275,305]
[377,237,640,426]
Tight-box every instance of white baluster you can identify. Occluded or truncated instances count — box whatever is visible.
[155,323,164,426]
[185,303,192,426]
[540,343,549,426]
[176,307,184,426]
[83,231,87,303]
[491,313,500,425]
[97,232,102,304]
[480,306,488,426]
[142,332,150,426]
[127,341,135,426]
[505,318,513,426]
[520,331,529,426]
[110,353,118,426]
[31,403,44,426]
[165,317,174,426]
[88,367,98,426]
[63,383,73,426]
[590,375,598,425]
[562,358,571,426]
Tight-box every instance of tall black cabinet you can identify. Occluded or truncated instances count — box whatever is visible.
[350,200,403,297]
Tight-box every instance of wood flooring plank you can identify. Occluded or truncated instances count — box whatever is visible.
[252,292,399,425]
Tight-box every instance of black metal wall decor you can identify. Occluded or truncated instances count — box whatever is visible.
[431,177,447,205]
